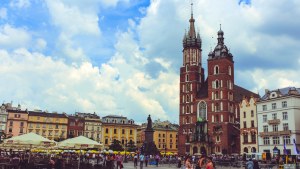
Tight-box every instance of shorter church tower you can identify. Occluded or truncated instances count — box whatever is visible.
[207,26,239,154]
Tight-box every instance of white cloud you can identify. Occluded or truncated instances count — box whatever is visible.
[9,0,30,8]
[0,24,31,49]
[0,8,7,20]
[46,0,100,36]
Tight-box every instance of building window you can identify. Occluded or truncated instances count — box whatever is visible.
[9,128,12,133]
[243,112,246,118]
[283,136,291,144]
[9,121,13,126]
[20,122,24,127]
[262,116,268,124]
[283,123,289,131]
[130,130,133,135]
[251,110,254,117]
[272,103,276,110]
[215,80,219,89]
[159,134,161,137]
[170,134,173,138]
[282,112,288,120]
[251,120,255,128]
[273,136,280,145]
[105,128,109,134]
[243,134,248,143]
[282,101,287,108]
[263,125,268,132]
[251,134,256,143]
[163,134,165,137]
[216,136,220,142]
[263,137,270,145]
[243,121,247,128]
[214,65,219,75]
[263,105,267,111]
[186,74,189,82]
[55,124,59,129]
[114,129,117,134]
[105,139,108,144]
[186,95,190,102]
[228,66,232,76]
[272,113,277,120]
[122,129,125,134]
[273,125,278,132]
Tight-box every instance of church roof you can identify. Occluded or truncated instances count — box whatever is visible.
[233,84,260,102]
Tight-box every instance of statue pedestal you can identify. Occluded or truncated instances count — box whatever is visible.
[144,129,154,143]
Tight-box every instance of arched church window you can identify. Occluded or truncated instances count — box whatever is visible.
[186,106,190,114]
[214,65,219,75]
[215,80,219,88]
[186,74,189,82]
[186,95,190,102]
[198,101,207,120]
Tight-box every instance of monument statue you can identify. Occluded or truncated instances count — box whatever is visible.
[147,115,152,130]
[142,114,159,155]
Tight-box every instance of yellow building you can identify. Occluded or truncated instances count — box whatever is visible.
[102,115,138,149]
[27,111,68,141]
[138,120,179,154]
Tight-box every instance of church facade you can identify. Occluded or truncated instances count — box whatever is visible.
[178,10,258,155]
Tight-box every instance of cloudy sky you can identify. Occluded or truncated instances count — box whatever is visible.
[0,0,299,123]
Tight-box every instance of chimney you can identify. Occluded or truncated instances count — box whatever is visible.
[265,89,269,94]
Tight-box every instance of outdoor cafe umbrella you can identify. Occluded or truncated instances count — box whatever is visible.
[3,132,56,147]
[57,136,102,169]
[57,136,102,149]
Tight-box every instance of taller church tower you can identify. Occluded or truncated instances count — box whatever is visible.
[178,5,205,154]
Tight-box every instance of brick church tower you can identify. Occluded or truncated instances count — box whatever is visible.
[206,27,238,154]
[178,8,204,154]
[178,6,257,155]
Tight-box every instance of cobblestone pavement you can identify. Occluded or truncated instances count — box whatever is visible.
[122,161,247,169]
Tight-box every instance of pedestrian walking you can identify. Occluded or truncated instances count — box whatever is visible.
[134,154,138,167]
[155,154,160,167]
[140,154,145,169]
[246,158,254,169]
[145,155,149,167]
[185,157,192,169]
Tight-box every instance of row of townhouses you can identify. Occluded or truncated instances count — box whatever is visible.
[0,104,178,152]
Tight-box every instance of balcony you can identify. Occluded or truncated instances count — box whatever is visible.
[268,119,280,125]
[259,130,291,137]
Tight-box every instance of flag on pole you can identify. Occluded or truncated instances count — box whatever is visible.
[284,141,287,155]
[293,139,300,155]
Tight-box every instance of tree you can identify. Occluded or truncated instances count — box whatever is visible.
[109,139,124,151]
[127,140,137,152]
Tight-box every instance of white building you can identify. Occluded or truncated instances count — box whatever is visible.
[240,97,258,154]
[257,87,300,155]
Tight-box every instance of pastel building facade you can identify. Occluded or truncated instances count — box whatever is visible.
[6,109,28,137]
[240,97,258,153]
[257,87,300,155]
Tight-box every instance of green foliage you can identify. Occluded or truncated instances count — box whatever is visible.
[109,139,124,151]
[126,140,137,152]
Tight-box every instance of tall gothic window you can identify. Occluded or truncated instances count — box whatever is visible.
[214,65,219,75]
[198,101,207,120]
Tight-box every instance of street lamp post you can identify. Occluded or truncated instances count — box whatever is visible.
[124,139,128,163]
